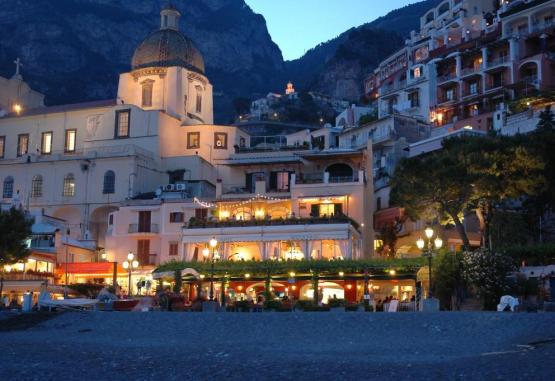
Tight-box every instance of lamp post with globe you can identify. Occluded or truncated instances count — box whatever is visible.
[416,227,443,299]
[202,237,220,301]
[122,251,139,297]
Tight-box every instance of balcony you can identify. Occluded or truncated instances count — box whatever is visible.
[437,72,458,85]
[234,144,310,154]
[2,271,55,281]
[138,253,158,266]
[437,95,458,105]
[485,81,507,92]
[485,56,509,70]
[295,172,360,185]
[531,19,555,34]
[187,215,360,230]
[461,89,481,99]
[460,65,482,78]
[128,224,159,234]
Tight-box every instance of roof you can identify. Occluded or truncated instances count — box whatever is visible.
[1,99,117,119]
[132,28,205,74]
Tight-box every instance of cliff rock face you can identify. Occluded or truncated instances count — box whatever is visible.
[0,0,284,122]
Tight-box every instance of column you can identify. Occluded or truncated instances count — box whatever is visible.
[304,239,309,260]
[455,54,462,78]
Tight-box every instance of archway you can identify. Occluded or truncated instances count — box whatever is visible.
[51,206,82,239]
[90,205,119,248]
[299,281,345,304]
[326,163,353,181]
[519,61,539,83]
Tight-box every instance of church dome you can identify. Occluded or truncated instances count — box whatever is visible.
[131,28,205,74]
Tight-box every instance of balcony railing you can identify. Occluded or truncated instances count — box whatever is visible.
[138,253,158,266]
[531,20,555,33]
[234,145,310,154]
[128,224,159,234]
[437,95,458,104]
[460,66,482,77]
[437,72,457,84]
[295,173,360,185]
[2,271,55,281]
[486,56,509,69]
[187,215,360,230]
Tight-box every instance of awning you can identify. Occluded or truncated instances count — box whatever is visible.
[55,262,123,276]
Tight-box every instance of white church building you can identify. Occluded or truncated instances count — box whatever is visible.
[0,5,241,247]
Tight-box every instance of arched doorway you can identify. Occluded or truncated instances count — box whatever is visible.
[299,281,345,304]
[326,163,353,182]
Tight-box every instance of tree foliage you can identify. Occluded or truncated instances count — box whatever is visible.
[462,249,516,310]
[0,208,33,266]
[390,134,545,249]
[432,251,465,310]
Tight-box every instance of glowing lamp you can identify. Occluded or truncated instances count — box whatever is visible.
[13,104,22,114]
[132,260,139,269]
[389,269,396,276]
[127,252,134,261]
[434,237,443,249]
[425,227,434,239]
[416,238,425,250]
[245,273,251,279]
[202,248,210,258]
[339,271,344,277]
[209,237,218,248]
[122,261,129,269]
[289,272,296,278]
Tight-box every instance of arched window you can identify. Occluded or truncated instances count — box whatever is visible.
[3,176,14,199]
[63,174,75,197]
[31,175,43,198]
[141,79,154,107]
[326,163,354,182]
[103,170,115,194]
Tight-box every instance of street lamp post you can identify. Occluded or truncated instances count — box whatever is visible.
[203,237,219,301]
[416,227,443,299]
[122,251,139,298]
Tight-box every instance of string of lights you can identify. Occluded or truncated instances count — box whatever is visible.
[193,194,287,209]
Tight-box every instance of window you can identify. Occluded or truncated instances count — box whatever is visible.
[17,134,29,157]
[413,67,422,78]
[187,132,200,149]
[63,174,75,197]
[195,209,208,220]
[169,242,179,256]
[31,175,43,198]
[469,82,478,95]
[137,239,150,264]
[269,171,291,192]
[195,86,203,113]
[3,176,14,199]
[65,130,76,153]
[141,80,154,107]
[41,132,52,155]
[239,137,246,148]
[0,136,5,158]
[446,88,455,101]
[109,214,114,225]
[169,212,184,223]
[183,94,188,114]
[103,170,115,194]
[409,91,420,108]
[214,132,228,149]
[311,203,343,217]
[115,110,130,138]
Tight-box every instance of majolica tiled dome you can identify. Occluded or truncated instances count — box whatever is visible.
[131,28,205,74]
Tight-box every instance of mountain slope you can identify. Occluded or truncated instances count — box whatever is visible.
[285,0,443,100]
[0,0,284,122]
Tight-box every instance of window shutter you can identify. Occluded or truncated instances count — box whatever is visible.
[269,172,277,190]
[246,173,253,192]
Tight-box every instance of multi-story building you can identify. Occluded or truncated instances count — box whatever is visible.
[367,0,555,133]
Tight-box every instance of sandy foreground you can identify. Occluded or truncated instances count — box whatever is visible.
[1,311,555,380]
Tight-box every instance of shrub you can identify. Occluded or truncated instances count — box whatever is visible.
[327,298,346,308]
[263,300,282,311]
[68,283,104,298]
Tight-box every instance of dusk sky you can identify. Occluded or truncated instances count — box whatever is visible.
[244,0,415,61]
